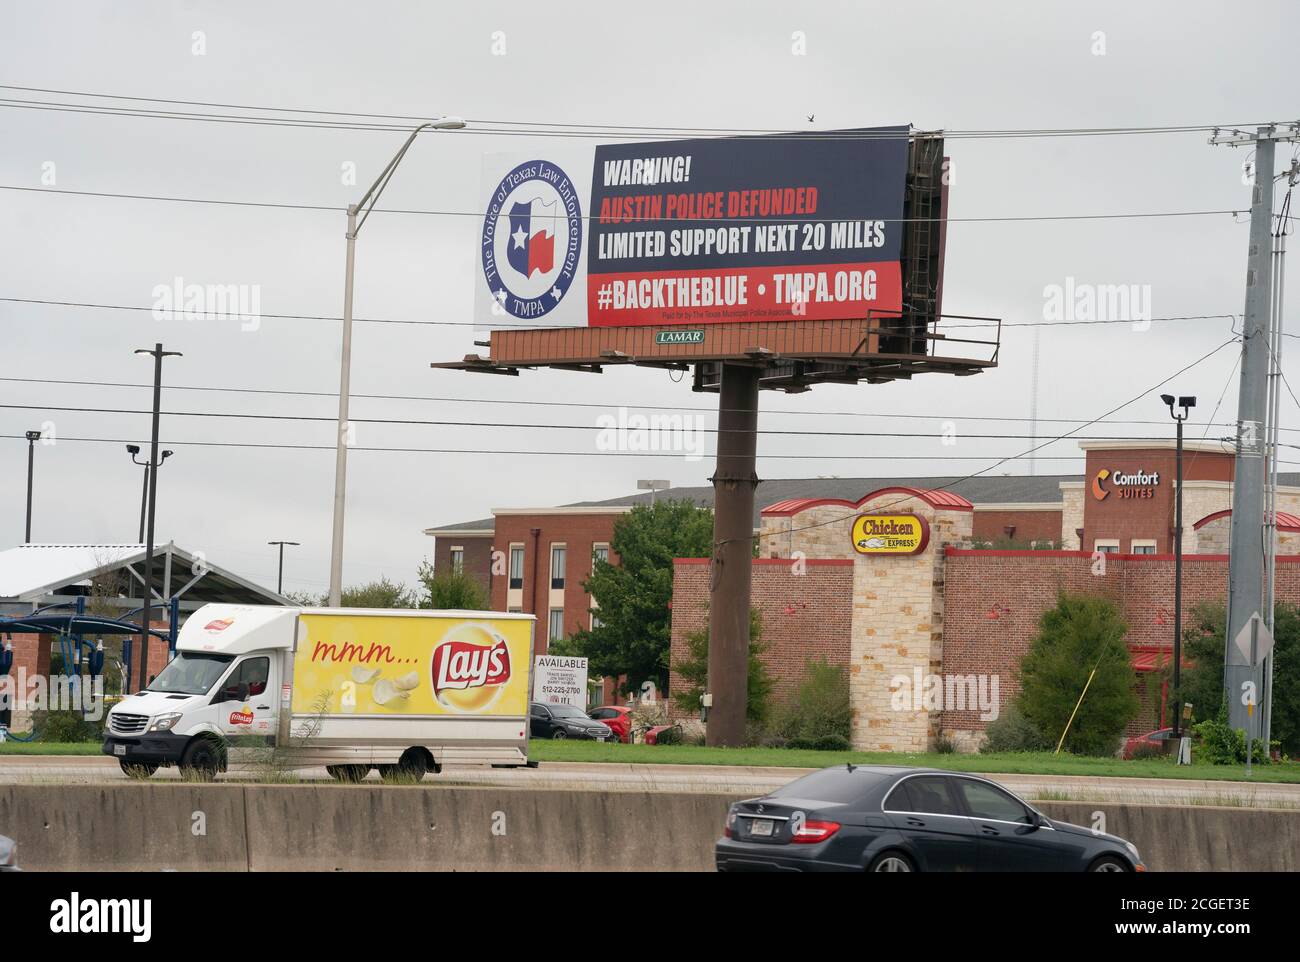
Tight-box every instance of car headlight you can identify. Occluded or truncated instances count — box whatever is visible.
[1125,840,1141,860]
[148,712,183,733]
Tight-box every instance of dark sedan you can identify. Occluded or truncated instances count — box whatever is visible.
[716,766,1146,872]
[529,702,614,741]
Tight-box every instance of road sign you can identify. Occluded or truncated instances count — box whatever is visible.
[1232,612,1274,666]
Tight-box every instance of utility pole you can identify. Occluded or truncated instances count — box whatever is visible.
[133,343,182,691]
[268,541,300,595]
[1210,123,1300,736]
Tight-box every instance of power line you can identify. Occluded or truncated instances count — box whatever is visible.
[0,183,1251,228]
[0,294,1243,332]
[0,374,1244,429]
[0,85,1278,141]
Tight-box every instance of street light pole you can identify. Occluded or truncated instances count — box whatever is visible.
[133,344,181,691]
[1161,393,1195,741]
[128,446,172,543]
[268,541,300,595]
[327,116,465,607]
[23,430,41,543]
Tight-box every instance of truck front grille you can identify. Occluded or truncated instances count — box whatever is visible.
[109,713,148,735]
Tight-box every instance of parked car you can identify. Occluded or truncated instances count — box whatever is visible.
[715,766,1146,873]
[1122,727,1177,760]
[0,834,18,872]
[530,702,614,741]
[588,705,631,743]
[644,724,677,745]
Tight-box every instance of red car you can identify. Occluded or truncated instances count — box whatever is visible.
[1122,727,1177,759]
[587,705,632,744]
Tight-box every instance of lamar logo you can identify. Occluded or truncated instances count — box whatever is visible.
[431,632,511,713]
[1092,469,1111,501]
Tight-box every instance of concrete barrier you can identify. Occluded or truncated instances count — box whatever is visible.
[1,783,1296,871]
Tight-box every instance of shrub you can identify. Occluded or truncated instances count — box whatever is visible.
[933,734,958,755]
[1017,593,1140,756]
[1127,741,1165,761]
[788,733,851,751]
[1193,704,1277,765]
[33,708,103,743]
[980,701,1051,753]
[769,657,852,748]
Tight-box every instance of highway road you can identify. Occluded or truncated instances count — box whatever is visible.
[2,755,1298,809]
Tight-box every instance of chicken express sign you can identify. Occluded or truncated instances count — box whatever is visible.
[851,514,930,555]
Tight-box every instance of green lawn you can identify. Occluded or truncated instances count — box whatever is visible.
[0,739,103,755]
[527,739,1300,784]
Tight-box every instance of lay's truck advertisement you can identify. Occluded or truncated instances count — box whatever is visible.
[292,613,532,717]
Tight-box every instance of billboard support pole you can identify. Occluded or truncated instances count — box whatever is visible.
[705,363,759,748]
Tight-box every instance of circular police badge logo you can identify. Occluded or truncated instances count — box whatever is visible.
[481,159,583,321]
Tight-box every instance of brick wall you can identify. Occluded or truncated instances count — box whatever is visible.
[430,534,493,598]
[668,558,854,707]
[972,509,1062,545]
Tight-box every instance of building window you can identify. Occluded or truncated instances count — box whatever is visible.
[591,612,603,630]
[593,543,610,566]
[1094,539,1120,554]
[508,607,522,614]
[449,546,464,573]
[548,608,565,643]
[550,544,566,590]
[1130,540,1157,555]
[509,544,524,589]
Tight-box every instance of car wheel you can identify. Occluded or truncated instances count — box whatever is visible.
[179,738,223,782]
[119,760,158,779]
[552,728,567,740]
[868,852,915,873]
[326,764,370,783]
[1089,856,1131,873]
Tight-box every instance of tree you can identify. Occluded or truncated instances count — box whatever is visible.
[1173,600,1300,757]
[563,500,714,693]
[1017,592,1139,756]
[672,608,774,726]
[282,590,321,607]
[416,560,488,610]
[337,577,417,609]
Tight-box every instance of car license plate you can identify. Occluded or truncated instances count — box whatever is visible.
[749,818,775,837]
[113,745,126,756]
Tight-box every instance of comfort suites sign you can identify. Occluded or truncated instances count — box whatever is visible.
[851,514,929,555]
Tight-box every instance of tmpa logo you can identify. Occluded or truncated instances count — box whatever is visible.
[50,892,151,942]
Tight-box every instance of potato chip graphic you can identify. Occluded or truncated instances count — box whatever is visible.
[430,623,511,713]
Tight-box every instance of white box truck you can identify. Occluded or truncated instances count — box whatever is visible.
[102,603,536,781]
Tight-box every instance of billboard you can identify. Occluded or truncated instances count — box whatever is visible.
[292,613,533,717]
[851,514,930,555]
[477,127,909,329]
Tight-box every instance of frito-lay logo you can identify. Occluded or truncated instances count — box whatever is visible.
[205,617,234,633]
[431,631,511,713]
[229,704,254,725]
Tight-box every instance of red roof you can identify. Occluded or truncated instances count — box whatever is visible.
[1193,509,1300,531]
[761,486,974,517]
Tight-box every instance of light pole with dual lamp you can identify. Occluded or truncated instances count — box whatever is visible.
[328,116,466,607]
[1161,393,1195,752]
[127,445,173,543]
[23,430,41,542]
[268,541,300,595]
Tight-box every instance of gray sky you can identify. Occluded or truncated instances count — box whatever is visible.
[1,0,1296,597]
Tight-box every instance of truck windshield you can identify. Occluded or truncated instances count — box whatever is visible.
[148,652,235,695]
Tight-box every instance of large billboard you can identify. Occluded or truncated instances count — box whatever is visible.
[477,127,909,329]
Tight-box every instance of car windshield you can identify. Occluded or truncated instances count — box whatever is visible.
[770,768,889,805]
[147,652,234,695]
[549,704,587,719]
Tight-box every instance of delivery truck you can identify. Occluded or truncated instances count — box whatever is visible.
[102,603,536,781]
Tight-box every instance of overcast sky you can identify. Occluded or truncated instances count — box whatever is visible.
[1,1,1296,597]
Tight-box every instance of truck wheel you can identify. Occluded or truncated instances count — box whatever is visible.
[119,760,158,779]
[380,748,429,783]
[326,764,369,783]
[179,739,223,782]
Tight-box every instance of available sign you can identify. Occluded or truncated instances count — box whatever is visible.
[476,127,909,329]
[532,655,589,709]
[851,514,930,555]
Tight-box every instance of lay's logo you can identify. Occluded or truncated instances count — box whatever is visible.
[431,638,511,713]
[204,617,235,633]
